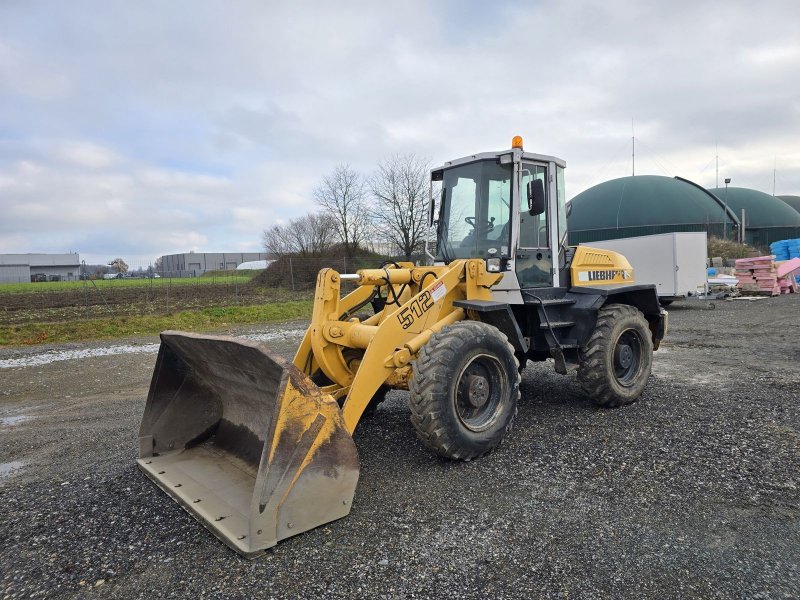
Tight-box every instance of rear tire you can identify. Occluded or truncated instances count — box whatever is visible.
[408,321,520,460]
[578,303,653,407]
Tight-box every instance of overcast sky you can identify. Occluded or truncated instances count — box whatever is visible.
[1,0,799,265]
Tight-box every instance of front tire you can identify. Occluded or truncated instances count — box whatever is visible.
[408,321,520,460]
[578,303,653,407]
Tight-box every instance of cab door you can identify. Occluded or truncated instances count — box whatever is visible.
[516,163,553,288]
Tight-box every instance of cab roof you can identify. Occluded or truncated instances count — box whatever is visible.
[431,148,566,176]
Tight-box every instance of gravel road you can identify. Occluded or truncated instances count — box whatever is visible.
[1,297,798,599]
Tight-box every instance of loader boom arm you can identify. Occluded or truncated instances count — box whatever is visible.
[293,259,502,432]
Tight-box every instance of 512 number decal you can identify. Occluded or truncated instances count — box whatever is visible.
[397,291,434,330]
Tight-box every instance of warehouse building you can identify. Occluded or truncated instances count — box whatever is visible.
[0,253,81,284]
[706,187,800,247]
[159,252,271,278]
[567,175,738,245]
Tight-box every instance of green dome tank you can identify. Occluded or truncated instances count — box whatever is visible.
[778,195,800,215]
[567,175,735,244]
[707,187,800,246]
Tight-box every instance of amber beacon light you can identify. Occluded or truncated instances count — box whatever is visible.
[512,135,524,149]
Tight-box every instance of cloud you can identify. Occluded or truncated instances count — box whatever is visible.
[52,141,120,169]
[0,0,799,264]
[0,40,72,101]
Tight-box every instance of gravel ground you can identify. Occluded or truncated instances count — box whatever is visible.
[1,298,798,599]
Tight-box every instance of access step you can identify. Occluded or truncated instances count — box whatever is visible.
[536,298,576,307]
[539,321,575,329]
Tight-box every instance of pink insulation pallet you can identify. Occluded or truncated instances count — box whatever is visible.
[777,257,800,278]
[779,278,798,294]
[735,256,779,295]
[735,255,797,295]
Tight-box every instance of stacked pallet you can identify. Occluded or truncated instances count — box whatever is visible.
[777,257,800,294]
[735,256,781,295]
[778,277,798,294]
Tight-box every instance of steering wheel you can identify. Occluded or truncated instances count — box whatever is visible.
[465,216,495,232]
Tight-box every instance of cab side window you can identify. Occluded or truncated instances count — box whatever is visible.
[519,165,547,248]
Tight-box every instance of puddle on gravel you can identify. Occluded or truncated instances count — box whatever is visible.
[0,344,160,369]
[0,328,307,369]
[0,460,25,479]
[687,373,719,385]
[0,415,32,426]
[653,360,732,388]
[245,328,306,344]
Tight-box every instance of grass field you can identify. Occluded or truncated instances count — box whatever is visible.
[0,269,315,345]
[0,300,313,346]
[0,272,257,294]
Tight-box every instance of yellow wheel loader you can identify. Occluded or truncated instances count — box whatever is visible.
[138,137,667,556]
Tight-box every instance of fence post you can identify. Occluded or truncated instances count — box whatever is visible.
[740,208,746,244]
[289,257,295,291]
[82,260,89,318]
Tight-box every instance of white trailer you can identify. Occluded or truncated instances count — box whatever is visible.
[581,232,708,304]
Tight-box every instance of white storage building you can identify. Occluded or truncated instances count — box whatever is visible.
[159,252,271,278]
[0,253,81,283]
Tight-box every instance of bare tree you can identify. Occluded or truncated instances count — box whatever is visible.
[263,222,295,257]
[109,257,129,273]
[370,154,431,260]
[291,213,337,256]
[262,212,337,258]
[314,164,370,258]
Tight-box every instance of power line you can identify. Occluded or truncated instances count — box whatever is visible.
[583,138,634,191]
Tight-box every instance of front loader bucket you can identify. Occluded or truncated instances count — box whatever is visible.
[137,331,359,557]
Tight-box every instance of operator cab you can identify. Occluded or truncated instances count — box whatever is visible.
[429,136,568,297]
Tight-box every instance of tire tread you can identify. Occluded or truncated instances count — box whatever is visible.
[577,303,653,408]
[408,321,520,460]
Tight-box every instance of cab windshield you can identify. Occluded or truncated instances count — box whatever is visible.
[436,160,512,262]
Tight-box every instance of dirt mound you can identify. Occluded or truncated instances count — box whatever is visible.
[707,236,760,261]
[252,249,389,289]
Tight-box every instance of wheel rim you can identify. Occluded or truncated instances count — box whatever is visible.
[454,354,506,432]
[612,328,644,386]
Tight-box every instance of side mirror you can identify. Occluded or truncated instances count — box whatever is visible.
[566,202,572,218]
[527,179,545,216]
